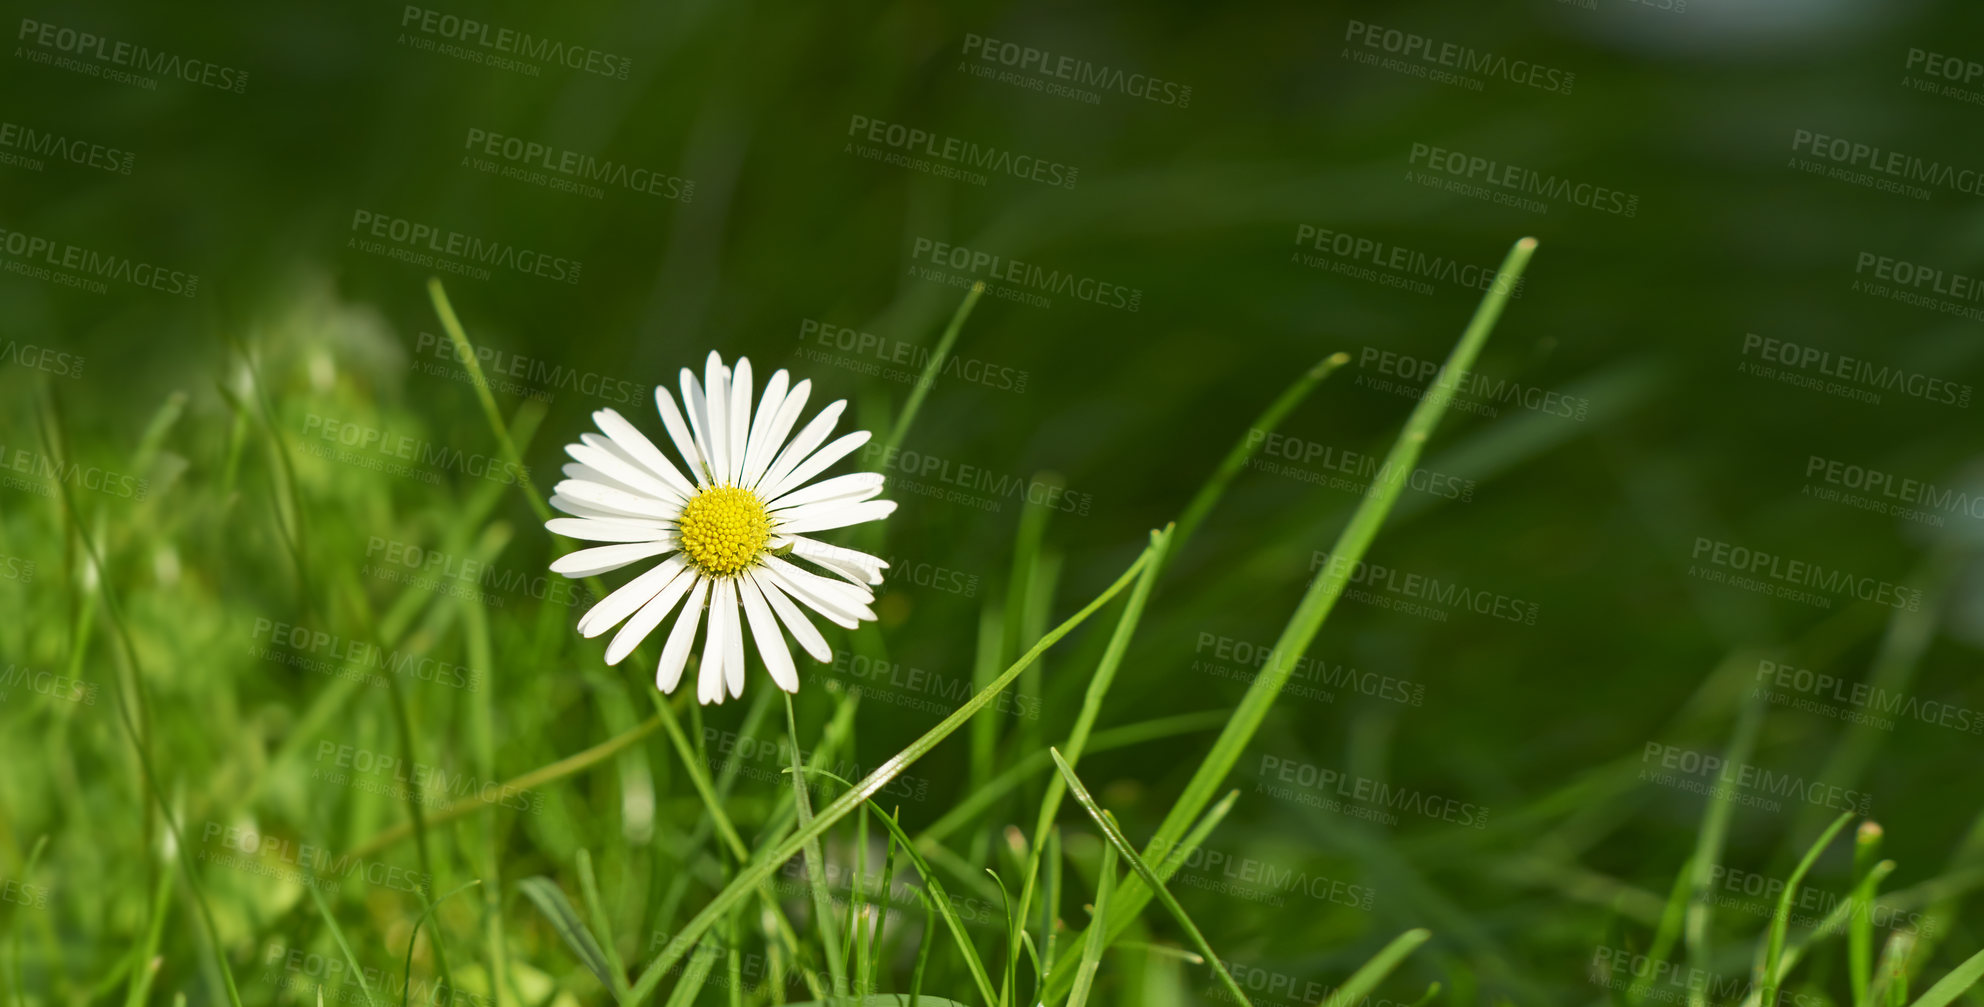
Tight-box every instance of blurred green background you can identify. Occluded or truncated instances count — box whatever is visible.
[5,0,1984,1003]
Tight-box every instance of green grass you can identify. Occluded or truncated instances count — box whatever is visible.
[9,230,1984,1007]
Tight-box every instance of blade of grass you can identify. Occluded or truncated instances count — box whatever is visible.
[1044,236,1537,1000]
[1320,930,1434,1007]
[401,881,481,1007]
[1171,353,1350,553]
[804,771,1000,1006]
[1904,944,1984,1007]
[623,541,1157,1003]
[577,850,631,995]
[427,278,552,525]
[784,694,848,1000]
[518,876,625,997]
[1852,822,1886,1007]
[879,281,985,459]
[1067,840,1118,1007]
[1048,749,1252,1007]
[308,884,381,1007]
[1758,812,1855,1007]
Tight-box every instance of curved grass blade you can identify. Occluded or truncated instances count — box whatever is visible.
[801,770,999,1006]
[1759,812,1855,1007]
[1067,840,1118,1007]
[1905,943,1984,1007]
[622,542,1158,1004]
[308,883,381,1007]
[1043,236,1537,1001]
[1048,748,1252,1007]
[401,880,481,1007]
[519,876,625,997]
[1852,822,1886,1007]
[784,694,848,999]
[1172,352,1349,553]
[1321,930,1433,1007]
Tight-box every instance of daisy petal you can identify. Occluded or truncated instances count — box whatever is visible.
[780,536,889,586]
[761,431,873,504]
[761,555,876,629]
[699,580,736,704]
[592,409,697,497]
[746,378,811,488]
[678,369,717,484]
[767,472,884,512]
[547,517,673,542]
[550,540,677,578]
[740,370,790,486]
[579,556,688,638]
[568,441,689,503]
[752,570,832,663]
[654,386,710,486]
[756,400,845,500]
[727,357,754,486]
[555,479,679,521]
[721,578,748,699]
[704,353,732,489]
[738,575,798,692]
[657,578,709,693]
[605,564,700,665]
[582,432,698,499]
[775,499,898,536]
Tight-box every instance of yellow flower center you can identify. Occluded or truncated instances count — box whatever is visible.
[677,485,771,576]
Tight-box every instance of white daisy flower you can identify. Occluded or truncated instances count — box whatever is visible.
[546,351,895,704]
